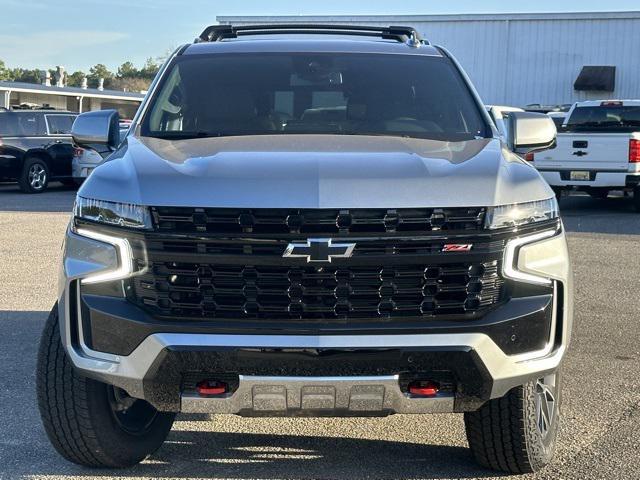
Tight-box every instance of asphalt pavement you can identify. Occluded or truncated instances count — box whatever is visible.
[0,182,638,480]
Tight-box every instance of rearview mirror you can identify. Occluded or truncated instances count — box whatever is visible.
[72,110,120,150]
[506,112,557,154]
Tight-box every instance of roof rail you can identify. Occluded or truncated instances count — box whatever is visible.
[196,24,426,47]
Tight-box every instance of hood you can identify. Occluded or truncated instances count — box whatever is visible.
[79,135,553,208]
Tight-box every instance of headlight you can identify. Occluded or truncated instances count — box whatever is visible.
[73,228,134,284]
[503,229,569,285]
[486,198,558,230]
[74,197,152,229]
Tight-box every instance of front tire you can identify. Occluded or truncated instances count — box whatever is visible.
[464,373,561,474]
[18,157,50,193]
[36,304,176,468]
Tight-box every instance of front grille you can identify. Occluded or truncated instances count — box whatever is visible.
[129,206,509,324]
[151,206,486,235]
[133,261,504,321]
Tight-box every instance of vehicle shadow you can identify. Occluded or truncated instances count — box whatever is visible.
[560,193,640,235]
[152,429,496,480]
[0,181,77,213]
[3,429,503,480]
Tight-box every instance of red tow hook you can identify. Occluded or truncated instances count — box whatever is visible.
[408,380,440,398]
[196,380,228,397]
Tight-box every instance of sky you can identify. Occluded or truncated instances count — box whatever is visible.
[1,0,638,73]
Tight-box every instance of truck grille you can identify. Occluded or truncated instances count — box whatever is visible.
[133,261,504,320]
[151,206,486,235]
[129,206,506,323]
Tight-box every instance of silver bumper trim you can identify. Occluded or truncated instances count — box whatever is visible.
[181,375,455,415]
[61,328,566,407]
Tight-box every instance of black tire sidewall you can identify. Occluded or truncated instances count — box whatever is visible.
[84,378,176,466]
[20,157,50,193]
[523,372,562,470]
[463,370,563,474]
[37,303,176,468]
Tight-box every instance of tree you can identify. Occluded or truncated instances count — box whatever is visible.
[110,76,150,93]
[0,58,157,91]
[12,68,41,84]
[87,63,114,89]
[139,57,160,80]
[0,60,41,83]
[0,59,9,81]
[67,71,86,88]
[117,61,138,79]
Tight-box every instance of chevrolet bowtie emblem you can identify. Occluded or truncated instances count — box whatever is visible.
[283,238,356,263]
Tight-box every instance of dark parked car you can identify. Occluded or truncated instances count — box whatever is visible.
[0,109,78,192]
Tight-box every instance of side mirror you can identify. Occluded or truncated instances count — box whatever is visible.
[506,112,557,154]
[72,110,120,150]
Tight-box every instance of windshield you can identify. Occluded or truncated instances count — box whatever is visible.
[141,53,489,141]
[565,105,640,132]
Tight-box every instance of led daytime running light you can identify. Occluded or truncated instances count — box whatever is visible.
[503,229,556,285]
[76,228,134,284]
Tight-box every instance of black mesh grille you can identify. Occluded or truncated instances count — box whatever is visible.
[133,261,504,320]
[151,206,486,235]
[129,206,510,323]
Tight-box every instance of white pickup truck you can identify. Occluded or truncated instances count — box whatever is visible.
[533,100,640,210]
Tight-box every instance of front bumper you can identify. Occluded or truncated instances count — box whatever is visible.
[58,292,570,415]
[57,224,573,416]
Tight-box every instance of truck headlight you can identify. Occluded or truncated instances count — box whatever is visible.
[486,198,559,230]
[72,229,134,285]
[74,197,152,229]
[68,197,149,284]
[503,229,569,285]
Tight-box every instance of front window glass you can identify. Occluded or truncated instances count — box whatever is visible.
[142,53,488,141]
[46,115,76,134]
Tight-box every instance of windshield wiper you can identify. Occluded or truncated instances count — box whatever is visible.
[340,131,413,138]
[147,131,286,139]
[147,131,216,140]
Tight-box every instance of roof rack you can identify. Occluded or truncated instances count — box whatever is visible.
[196,24,426,47]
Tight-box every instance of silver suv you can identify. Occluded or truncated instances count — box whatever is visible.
[37,25,572,474]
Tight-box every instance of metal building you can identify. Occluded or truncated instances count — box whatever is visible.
[218,11,640,107]
[0,81,144,119]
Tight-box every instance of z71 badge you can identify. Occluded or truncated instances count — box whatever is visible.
[442,244,473,252]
